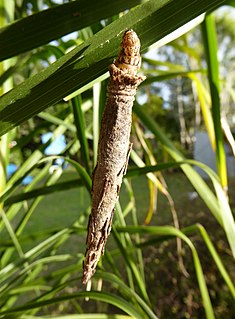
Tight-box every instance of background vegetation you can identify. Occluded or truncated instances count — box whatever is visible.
[0,0,235,318]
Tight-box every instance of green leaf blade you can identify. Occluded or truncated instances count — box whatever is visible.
[0,0,142,61]
[0,0,226,136]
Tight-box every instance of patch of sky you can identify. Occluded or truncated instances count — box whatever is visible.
[61,31,79,43]
[7,164,33,185]
[42,132,68,173]
[142,47,171,106]
[7,133,67,185]
[42,132,66,155]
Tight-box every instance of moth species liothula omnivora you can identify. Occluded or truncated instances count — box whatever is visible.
[82,30,145,284]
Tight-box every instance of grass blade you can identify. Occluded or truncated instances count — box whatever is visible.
[133,103,223,225]
[0,209,25,259]
[0,0,226,136]
[4,178,83,205]
[194,224,235,298]
[112,227,151,307]
[71,96,91,175]
[127,158,235,258]
[20,315,133,319]
[116,225,216,319]
[0,0,141,61]
[0,291,144,319]
[201,14,227,188]
[96,271,159,319]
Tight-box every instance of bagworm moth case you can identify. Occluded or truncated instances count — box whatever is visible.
[82,30,145,284]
